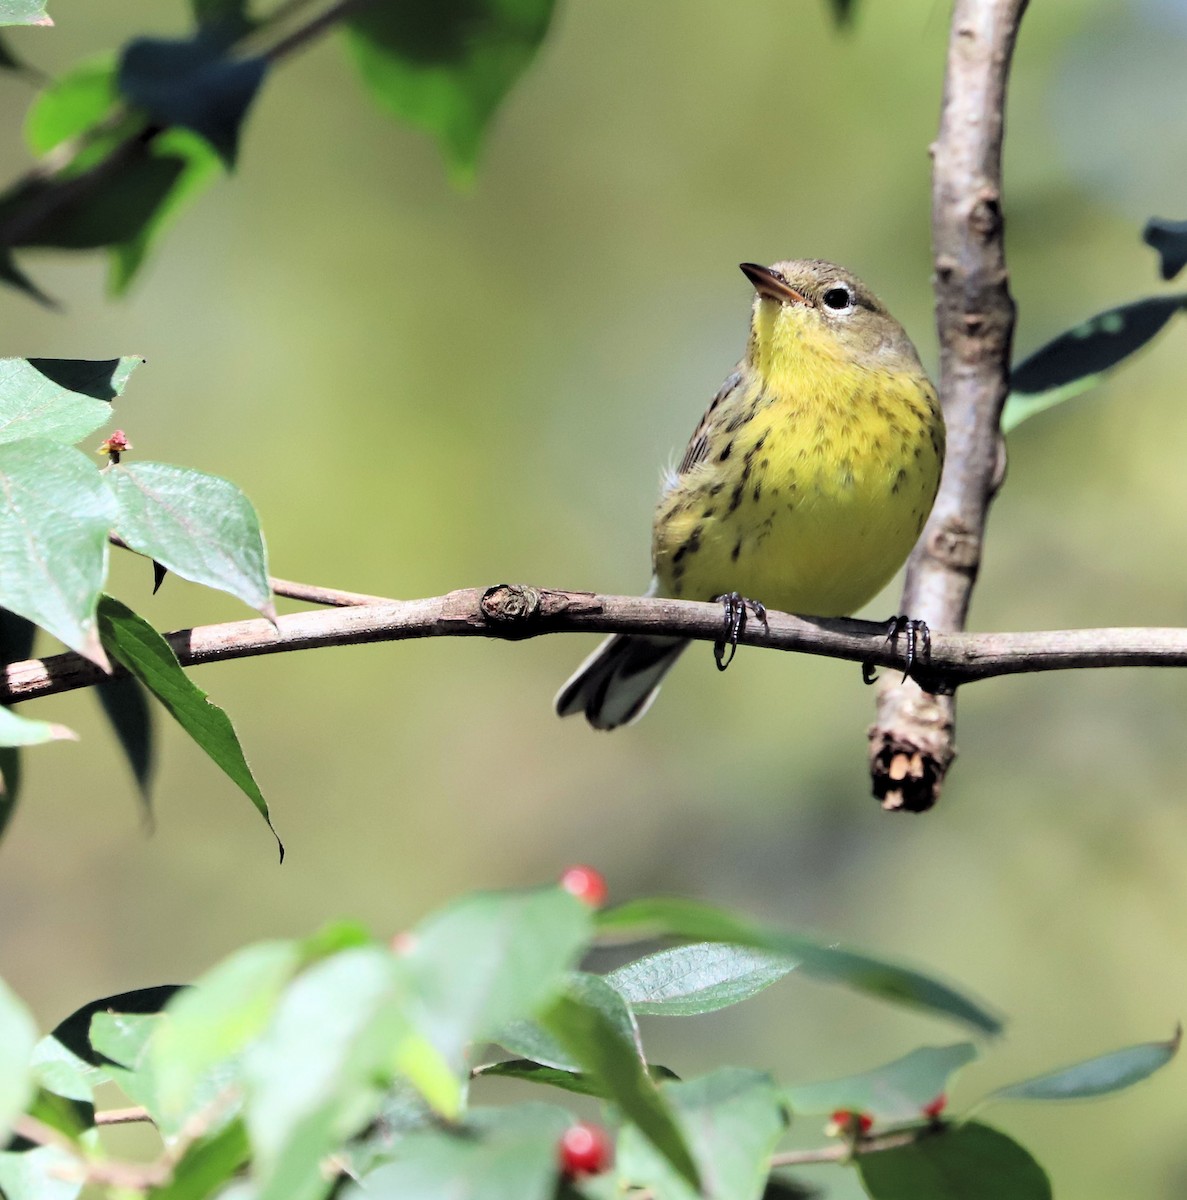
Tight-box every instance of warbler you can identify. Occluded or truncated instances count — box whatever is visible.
[556,259,945,730]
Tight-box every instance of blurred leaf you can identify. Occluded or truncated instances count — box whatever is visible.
[1143,217,1187,280]
[0,706,76,747]
[985,1027,1180,1103]
[0,32,40,77]
[106,461,275,620]
[15,1087,93,1145]
[499,969,638,1073]
[1002,295,1187,433]
[402,887,593,1069]
[0,1,50,26]
[118,34,267,168]
[0,976,37,1138]
[474,1056,678,1099]
[0,747,19,839]
[857,1122,1050,1200]
[108,128,221,293]
[763,1179,819,1200]
[340,1103,571,1200]
[828,0,857,26]
[153,940,299,1126]
[540,985,699,1191]
[96,672,155,818]
[29,1034,104,1104]
[0,248,54,307]
[25,356,141,403]
[344,0,557,179]
[597,899,1001,1036]
[191,0,256,41]
[47,985,180,1069]
[0,1147,81,1200]
[89,1010,164,1116]
[96,594,281,856]
[618,1069,786,1200]
[0,358,126,445]
[785,1043,976,1125]
[149,1117,250,1200]
[604,942,796,1016]
[0,439,114,665]
[24,58,118,154]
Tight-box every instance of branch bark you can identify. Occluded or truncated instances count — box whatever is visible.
[869,0,1030,812]
[5,584,1187,706]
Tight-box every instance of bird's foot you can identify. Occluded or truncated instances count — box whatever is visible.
[884,613,931,682]
[712,592,768,671]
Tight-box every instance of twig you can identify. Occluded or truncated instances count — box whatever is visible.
[269,575,391,607]
[768,1127,926,1166]
[95,1105,153,1126]
[5,584,1187,706]
[869,0,1030,812]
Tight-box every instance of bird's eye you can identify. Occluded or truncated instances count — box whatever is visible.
[822,284,855,313]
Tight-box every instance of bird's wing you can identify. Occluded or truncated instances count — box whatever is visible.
[676,368,743,475]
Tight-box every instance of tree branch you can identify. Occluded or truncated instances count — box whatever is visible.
[869,0,1029,812]
[5,584,1187,707]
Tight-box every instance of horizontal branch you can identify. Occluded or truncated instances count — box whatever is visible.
[4,585,1187,706]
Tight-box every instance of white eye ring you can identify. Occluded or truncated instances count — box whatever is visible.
[821,283,855,314]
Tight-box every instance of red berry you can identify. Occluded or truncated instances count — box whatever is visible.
[559,1122,613,1177]
[560,865,608,908]
[828,1109,873,1136]
[921,1093,947,1119]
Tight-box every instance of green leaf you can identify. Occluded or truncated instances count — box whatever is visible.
[148,1117,250,1200]
[403,887,592,1069]
[985,1026,1180,1103]
[540,985,700,1191]
[0,1,51,26]
[95,595,281,855]
[857,1122,1050,1200]
[0,439,114,665]
[340,1103,572,1200]
[597,899,1001,1036]
[47,985,181,1068]
[0,705,76,747]
[785,1043,977,1125]
[604,942,796,1016]
[1143,217,1187,280]
[344,0,557,179]
[89,1010,164,1117]
[152,940,298,1126]
[0,357,131,445]
[24,58,118,154]
[1002,295,1187,433]
[106,461,274,619]
[17,1087,94,1143]
[474,1056,678,1099]
[96,672,155,817]
[29,1033,105,1103]
[117,34,267,168]
[618,1069,787,1200]
[0,976,37,1138]
[0,1147,81,1200]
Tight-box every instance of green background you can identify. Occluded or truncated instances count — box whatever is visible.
[2,1,1186,1195]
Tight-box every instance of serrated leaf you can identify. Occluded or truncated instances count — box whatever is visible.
[1002,295,1187,433]
[1143,217,1187,280]
[597,899,1001,1036]
[0,1,50,26]
[540,985,699,1191]
[604,942,795,1016]
[785,1043,977,1125]
[618,1069,786,1200]
[403,887,592,1070]
[0,357,132,445]
[107,462,274,619]
[344,0,557,179]
[0,439,114,665]
[96,595,280,855]
[118,34,267,168]
[24,57,118,154]
[340,1103,571,1200]
[0,976,37,1138]
[857,1122,1050,1200]
[985,1026,1180,1103]
[0,1147,81,1200]
[96,672,155,818]
[0,705,76,747]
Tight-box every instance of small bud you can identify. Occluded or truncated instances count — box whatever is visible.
[826,1109,873,1138]
[921,1093,947,1120]
[559,1122,613,1177]
[560,864,608,908]
[97,429,132,463]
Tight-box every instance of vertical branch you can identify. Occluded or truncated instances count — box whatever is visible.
[869,0,1029,812]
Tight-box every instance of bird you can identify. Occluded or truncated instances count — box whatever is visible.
[556,258,945,730]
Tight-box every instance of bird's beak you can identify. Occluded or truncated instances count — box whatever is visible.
[739,262,808,305]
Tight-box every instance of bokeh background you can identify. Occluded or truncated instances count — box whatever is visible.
[2,0,1186,1195]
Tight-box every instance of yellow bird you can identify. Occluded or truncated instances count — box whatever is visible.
[556,259,945,730]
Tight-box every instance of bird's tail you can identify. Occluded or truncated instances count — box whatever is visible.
[555,634,688,730]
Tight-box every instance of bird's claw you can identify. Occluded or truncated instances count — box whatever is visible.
[884,614,931,681]
[713,592,768,671]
